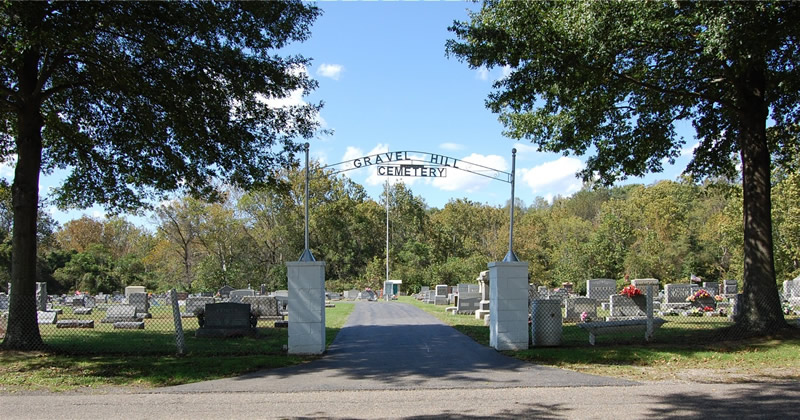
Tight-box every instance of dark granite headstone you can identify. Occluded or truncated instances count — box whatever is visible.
[196,302,256,338]
[217,285,234,298]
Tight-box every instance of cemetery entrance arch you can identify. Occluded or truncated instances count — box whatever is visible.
[288,144,528,355]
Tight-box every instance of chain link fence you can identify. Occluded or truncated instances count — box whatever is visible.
[0,284,291,356]
[2,278,799,354]
[526,278,800,347]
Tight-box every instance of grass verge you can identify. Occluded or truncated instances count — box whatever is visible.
[0,303,355,392]
[401,296,800,383]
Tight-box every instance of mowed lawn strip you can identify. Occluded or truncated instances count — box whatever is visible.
[401,296,800,383]
[0,303,355,392]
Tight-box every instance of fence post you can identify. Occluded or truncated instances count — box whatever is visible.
[169,289,186,355]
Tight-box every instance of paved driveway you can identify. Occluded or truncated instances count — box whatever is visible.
[165,301,633,393]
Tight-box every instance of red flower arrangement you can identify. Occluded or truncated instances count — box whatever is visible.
[702,306,714,312]
[620,285,643,297]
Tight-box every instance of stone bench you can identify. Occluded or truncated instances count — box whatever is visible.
[577,318,666,345]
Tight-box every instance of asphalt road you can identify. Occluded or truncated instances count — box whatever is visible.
[2,301,797,419]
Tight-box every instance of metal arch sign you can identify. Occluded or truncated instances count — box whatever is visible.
[323,150,512,183]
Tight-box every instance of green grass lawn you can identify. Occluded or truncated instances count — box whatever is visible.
[0,302,355,392]
[401,296,800,382]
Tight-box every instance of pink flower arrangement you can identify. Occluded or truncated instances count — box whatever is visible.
[714,295,724,302]
[580,311,590,322]
[686,289,712,302]
[620,285,643,297]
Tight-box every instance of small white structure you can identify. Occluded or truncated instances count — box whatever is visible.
[125,285,146,300]
[383,280,402,301]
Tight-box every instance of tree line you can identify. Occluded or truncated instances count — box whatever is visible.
[3,165,798,297]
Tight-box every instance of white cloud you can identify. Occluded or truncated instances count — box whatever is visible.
[520,156,584,197]
[439,142,464,152]
[432,153,508,193]
[681,141,699,157]
[256,64,327,128]
[316,63,344,80]
[500,65,513,79]
[476,66,489,81]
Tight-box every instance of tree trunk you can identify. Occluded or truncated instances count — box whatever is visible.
[735,66,788,333]
[2,49,45,350]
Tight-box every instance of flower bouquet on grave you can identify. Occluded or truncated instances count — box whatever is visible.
[714,295,725,302]
[702,306,715,312]
[620,285,643,298]
[686,289,712,302]
[580,311,591,323]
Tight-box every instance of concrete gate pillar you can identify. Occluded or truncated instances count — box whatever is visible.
[287,261,326,355]
[489,261,529,351]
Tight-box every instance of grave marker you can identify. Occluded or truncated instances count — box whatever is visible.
[229,289,255,303]
[586,279,617,303]
[664,284,693,304]
[564,297,598,322]
[196,302,255,338]
[37,311,57,325]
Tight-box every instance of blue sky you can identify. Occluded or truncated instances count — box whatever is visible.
[4,0,698,228]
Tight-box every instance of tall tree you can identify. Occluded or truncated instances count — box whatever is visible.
[1,1,322,349]
[448,0,799,332]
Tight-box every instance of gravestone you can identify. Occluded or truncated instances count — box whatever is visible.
[242,296,283,320]
[550,289,568,305]
[609,294,647,319]
[344,289,359,300]
[175,292,189,301]
[434,284,448,305]
[475,270,491,320]
[456,292,481,315]
[37,310,57,325]
[196,302,255,338]
[113,321,145,329]
[200,292,214,297]
[0,294,8,311]
[128,292,151,318]
[183,296,215,317]
[260,284,267,296]
[72,296,85,307]
[101,305,140,323]
[36,282,48,312]
[84,295,96,309]
[424,290,435,304]
[784,279,800,299]
[217,285,235,299]
[564,297,598,322]
[586,279,617,303]
[229,289,255,303]
[702,282,720,297]
[73,307,92,315]
[664,284,693,304]
[56,319,94,328]
[722,280,738,296]
[124,285,146,300]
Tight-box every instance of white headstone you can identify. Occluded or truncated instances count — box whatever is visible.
[586,279,617,302]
